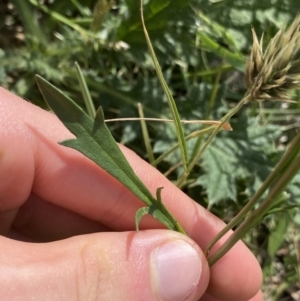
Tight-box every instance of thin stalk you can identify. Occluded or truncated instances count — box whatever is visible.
[208,156,300,266]
[205,130,300,256]
[152,125,231,167]
[208,154,300,266]
[164,162,181,177]
[105,117,232,128]
[190,65,223,162]
[138,103,155,164]
[206,65,223,119]
[75,62,96,118]
[104,116,232,168]
[176,94,251,188]
[140,1,189,173]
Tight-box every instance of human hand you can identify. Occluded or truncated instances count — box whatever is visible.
[0,87,263,301]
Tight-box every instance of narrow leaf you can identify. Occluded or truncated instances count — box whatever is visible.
[140,1,189,173]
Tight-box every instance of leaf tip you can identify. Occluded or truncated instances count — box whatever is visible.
[156,187,164,202]
[224,122,233,131]
[95,106,105,124]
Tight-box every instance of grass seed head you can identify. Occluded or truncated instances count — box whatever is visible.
[245,14,300,102]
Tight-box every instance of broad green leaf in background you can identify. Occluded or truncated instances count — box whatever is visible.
[35,75,185,233]
[195,117,282,206]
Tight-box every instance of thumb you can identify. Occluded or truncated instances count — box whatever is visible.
[1,230,209,301]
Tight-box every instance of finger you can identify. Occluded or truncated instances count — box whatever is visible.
[199,290,263,301]
[11,194,109,242]
[0,87,145,231]
[0,230,209,301]
[115,149,263,301]
[199,290,264,301]
[0,88,262,300]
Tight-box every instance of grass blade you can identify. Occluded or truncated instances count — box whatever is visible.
[75,62,96,118]
[140,0,189,173]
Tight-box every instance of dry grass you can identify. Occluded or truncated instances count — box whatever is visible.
[245,14,300,102]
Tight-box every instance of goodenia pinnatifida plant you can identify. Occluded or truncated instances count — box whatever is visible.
[35,5,300,267]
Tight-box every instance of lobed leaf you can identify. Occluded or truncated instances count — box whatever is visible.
[35,75,184,232]
[196,116,282,205]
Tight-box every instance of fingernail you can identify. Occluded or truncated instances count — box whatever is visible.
[151,240,202,301]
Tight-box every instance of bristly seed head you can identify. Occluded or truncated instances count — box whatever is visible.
[245,14,300,102]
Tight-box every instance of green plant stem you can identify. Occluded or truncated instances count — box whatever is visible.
[164,162,181,177]
[161,124,231,176]
[176,94,251,188]
[206,66,223,118]
[153,126,219,167]
[140,0,189,173]
[205,129,300,256]
[208,153,300,266]
[190,65,223,162]
[75,62,96,118]
[155,188,186,234]
[138,103,155,164]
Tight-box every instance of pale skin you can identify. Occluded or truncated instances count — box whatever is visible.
[0,87,263,301]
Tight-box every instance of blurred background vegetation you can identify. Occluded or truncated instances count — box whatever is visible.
[1,0,299,299]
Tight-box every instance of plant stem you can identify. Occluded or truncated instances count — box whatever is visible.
[153,126,217,167]
[138,103,155,164]
[190,65,223,164]
[176,94,251,188]
[140,0,189,173]
[205,129,300,256]
[207,131,300,266]
[105,117,231,128]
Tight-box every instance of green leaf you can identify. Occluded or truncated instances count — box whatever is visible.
[135,204,174,231]
[197,32,246,71]
[196,116,282,205]
[35,75,185,233]
[268,212,289,257]
[135,207,151,231]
